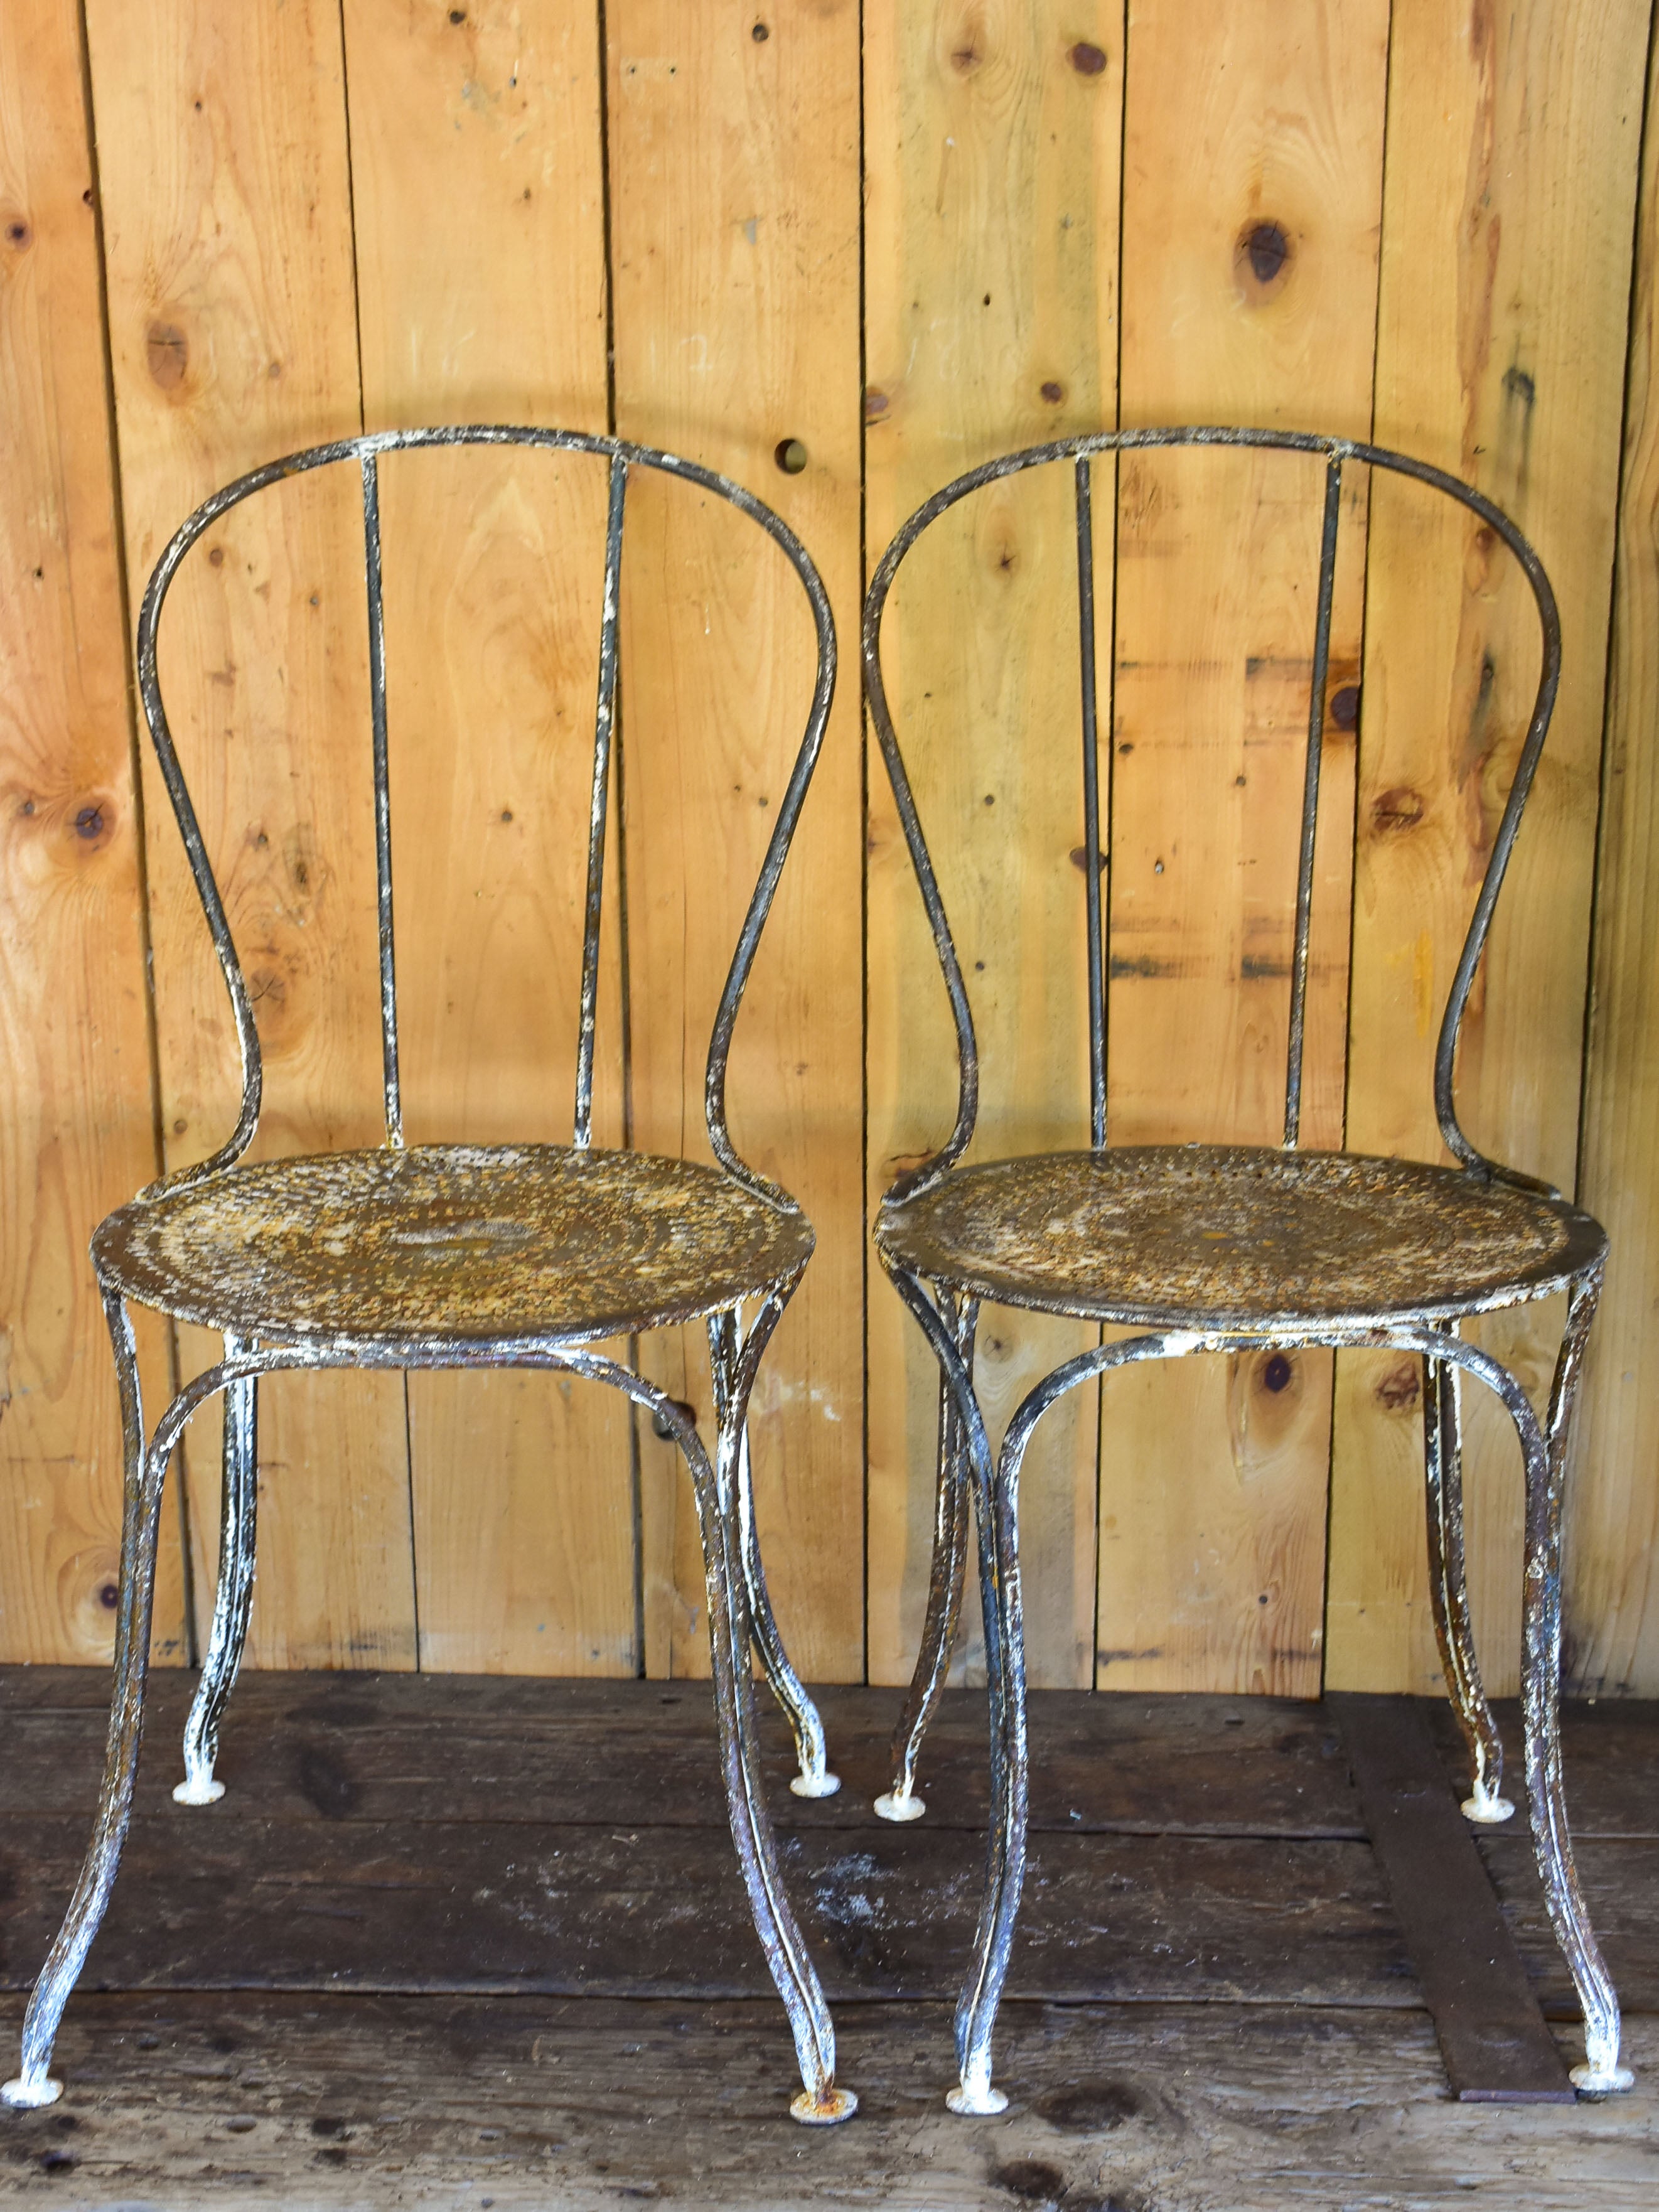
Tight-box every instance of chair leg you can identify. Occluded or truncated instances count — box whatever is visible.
[683,1360,854,2124]
[707,1311,838,1799]
[947,1393,1029,2117]
[1422,1346,1512,1823]
[1513,1270,1632,2095]
[877,1292,977,1825]
[176,1340,259,1805]
[4,1294,163,2110]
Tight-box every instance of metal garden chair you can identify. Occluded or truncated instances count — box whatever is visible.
[3,426,855,2126]
[862,427,1629,2115]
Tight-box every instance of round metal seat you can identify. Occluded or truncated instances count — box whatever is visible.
[876,1146,1604,1333]
[93,1145,813,1346]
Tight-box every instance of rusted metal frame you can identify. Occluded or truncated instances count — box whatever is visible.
[706,1306,839,1800]
[879,1260,1014,2115]
[697,1284,854,2123]
[132,424,835,1206]
[174,1335,258,1807]
[361,451,404,1149]
[574,453,628,1150]
[1527,1263,1628,2093]
[876,1289,978,1822]
[874,1282,1624,2113]
[862,425,1564,1204]
[1283,450,1343,1149]
[1075,458,1107,1149]
[1422,1334,1511,1822]
[6,1261,854,2125]
[3,1292,155,2109]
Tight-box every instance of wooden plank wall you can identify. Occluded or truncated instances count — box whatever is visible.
[1,0,1656,1699]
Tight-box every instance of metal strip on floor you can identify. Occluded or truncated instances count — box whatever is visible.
[1332,1691,1575,2103]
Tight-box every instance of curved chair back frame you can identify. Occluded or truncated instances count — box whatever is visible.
[136,424,836,1211]
[861,427,1562,1202]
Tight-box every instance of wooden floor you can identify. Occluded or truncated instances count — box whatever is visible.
[0,1672,1654,2208]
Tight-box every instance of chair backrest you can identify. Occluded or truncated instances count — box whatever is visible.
[136,426,835,1208]
[862,427,1562,1201]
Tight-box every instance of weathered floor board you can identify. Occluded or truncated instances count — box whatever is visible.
[0,1997,1653,2211]
[0,1675,1653,2206]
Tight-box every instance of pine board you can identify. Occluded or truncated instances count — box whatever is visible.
[862,0,1125,1694]
[1098,0,1390,1698]
[1570,9,1659,1700]
[81,0,417,1670]
[342,0,631,1673]
[0,0,185,1667]
[1328,0,1652,1695]
[607,2,865,1681]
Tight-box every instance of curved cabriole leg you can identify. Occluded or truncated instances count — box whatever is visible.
[948,1404,1029,2118]
[877,1292,977,1825]
[176,1338,259,1805]
[1422,1343,1511,1823]
[884,1265,1017,2115]
[690,1298,854,2125]
[4,1294,163,2110]
[1515,1270,1631,2095]
[707,1309,839,1800]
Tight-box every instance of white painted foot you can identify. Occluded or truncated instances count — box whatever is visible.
[946,2078,1008,2117]
[2,2074,62,2110]
[1461,1782,1515,1825]
[790,2085,857,2125]
[172,1774,225,1807]
[874,1790,925,1823]
[790,1769,841,1799]
[1571,2063,1635,2095]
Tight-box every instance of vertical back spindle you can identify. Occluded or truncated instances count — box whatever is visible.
[574,451,628,1149]
[1283,449,1344,1149]
[362,449,403,1149]
[1075,454,1107,1150]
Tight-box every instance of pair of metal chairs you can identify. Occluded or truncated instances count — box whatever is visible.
[2,426,1629,2127]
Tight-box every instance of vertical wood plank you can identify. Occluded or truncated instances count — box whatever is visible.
[83,0,418,1670]
[343,0,631,1674]
[864,3,1124,1691]
[1097,0,1389,1696]
[0,0,186,1665]
[1327,0,1650,1695]
[1545,10,1659,1702]
[609,2,864,1681]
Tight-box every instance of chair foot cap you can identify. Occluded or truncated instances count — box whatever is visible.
[791,2087,857,2125]
[1571,2064,1635,2096]
[1461,1791,1515,1825]
[947,2082,1008,2117]
[173,1776,225,1807]
[874,1791,925,1823]
[790,1770,841,1799]
[2,2076,62,2110]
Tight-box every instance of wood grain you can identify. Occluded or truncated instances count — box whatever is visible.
[0,1672,1368,1837]
[342,0,631,1673]
[1569,12,1659,1702]
[82,0,416,1670]
[0,0,185,1666]
[863,1,1124,1693]
[3,1994,1655,2212]
[1328,0,1651,1695]
[1098,0,1389,1695]
[608,3,864,1681]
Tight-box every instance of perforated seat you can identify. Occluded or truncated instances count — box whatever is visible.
[92,1145,813,1346]
[876,1146,1604,1333]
